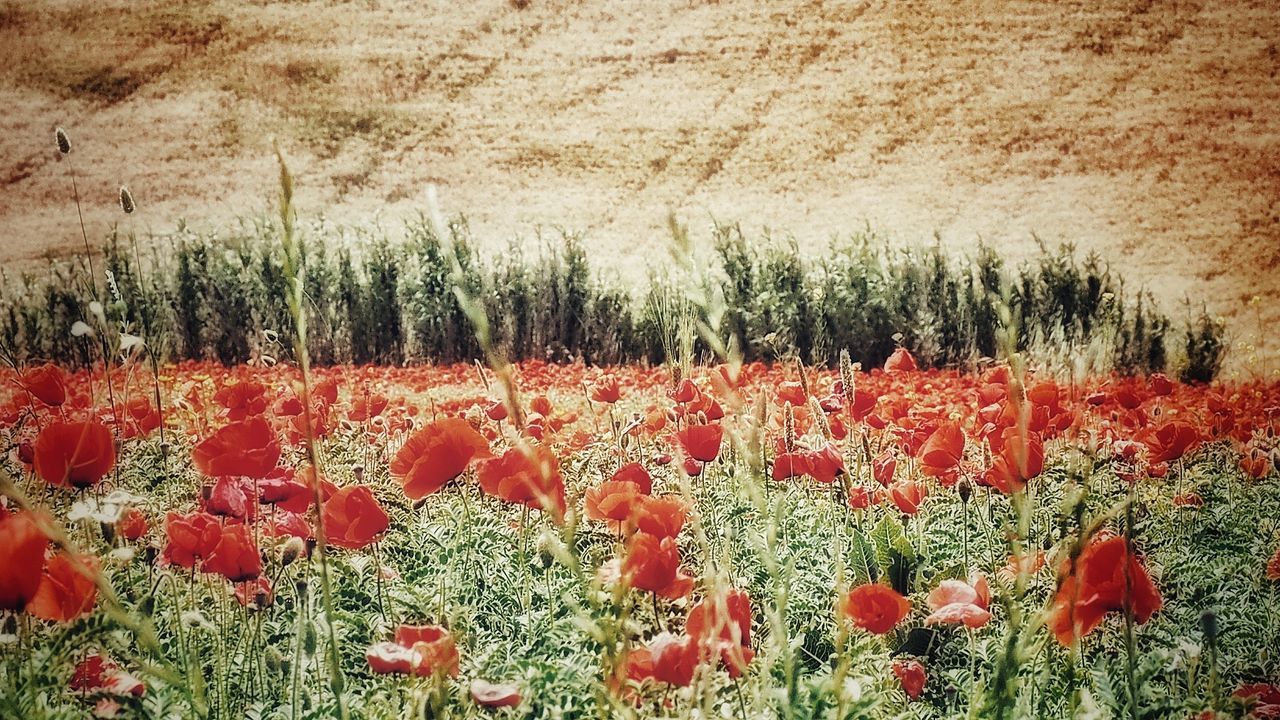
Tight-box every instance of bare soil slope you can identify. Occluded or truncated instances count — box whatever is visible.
[2,0,1278,365]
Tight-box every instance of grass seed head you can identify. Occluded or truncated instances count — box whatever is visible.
[55,127,71,154]
[119,186,135,214]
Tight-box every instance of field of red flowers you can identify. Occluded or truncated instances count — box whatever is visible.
[3,351,1280,719]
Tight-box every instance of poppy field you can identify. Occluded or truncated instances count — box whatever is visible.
[3,348,1280,720]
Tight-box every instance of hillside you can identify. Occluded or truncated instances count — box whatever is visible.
[2,0,1277,365]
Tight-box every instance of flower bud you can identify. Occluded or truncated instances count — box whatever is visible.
[281,537,305,567]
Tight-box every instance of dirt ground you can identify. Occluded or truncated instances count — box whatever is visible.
[2,0,1278,369]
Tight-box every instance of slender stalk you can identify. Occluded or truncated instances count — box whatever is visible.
[275,147,348,719]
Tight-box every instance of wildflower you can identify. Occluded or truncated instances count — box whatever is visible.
[630,495,687,539]
[872,450,897,486]
[892,658,926,699]
[622,532,693,599]
[322,485,389,550]
[634,632,700,687]
[116,507,148,540]
[162,511,220,568]
[986,428,1044,494]
[585,481,645,525]
[925,573,991,628]
[889,480,927,515]
[1143,421,1201,464]
[471,679,522,708]
[390,417,493,499]
[202,524,261,582]
[192,418,281,479]
[611,462,653,493]
[675,423,724,463]
[591,375,622,404]
[20,364,67,406]
[0,507,49,611]
[687,588,754,677]
[366,625,459,677]
[1234,683,1280,718]
[476,445,567,522]
[842,583,910,634]
[70,654,144,697]
[918,423,965,477]
[1048,534,1162,646]
[28,552,98,622]
[884,347,918,373]
[34,420,116,488]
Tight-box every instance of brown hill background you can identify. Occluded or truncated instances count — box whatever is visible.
[2,0,1278,368]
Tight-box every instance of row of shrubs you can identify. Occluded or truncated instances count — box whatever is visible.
[0,218,1227,381]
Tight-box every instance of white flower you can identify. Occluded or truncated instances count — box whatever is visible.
[119,334,145,354]
[71,321,93,337]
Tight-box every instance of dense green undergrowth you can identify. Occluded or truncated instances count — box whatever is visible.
[0,219,1226,380]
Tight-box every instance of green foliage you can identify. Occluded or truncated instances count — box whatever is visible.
[0,220,1226,378]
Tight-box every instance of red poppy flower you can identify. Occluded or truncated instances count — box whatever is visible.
[1241,446,1273,480]
[471,679,522,708]
[476,445,566,522]
[193,417,281,479]
[33,420,116,488]
[390,417,493,500]
[213,380,269,420]
[322,485,390,550]
[117,507,148,540]
[21,364,67,406]
[918,423,965,476]
[842,583,910,634]
[206,476,253,519]
[70,654,145,697]
[591,376,622,404]
[366,642,421,675]
[884,347,918,373]
[0,508,49,611]
[259,472,312,513]
[622,532,694,599]
[631,495,687,539]
[925,573,991,628]
[121,397,161,438]
[203,524,262,582]
[585,481,645,524]
[672,378,701,404]
[162,511,221,568]
[892,658,926,699]
[687,588,754,677]
[986,428,1045,494]
[368,625,461,677]
[27,552,98,622]
[611,462,653,494]
[1144,421,1201,464]
[675,423,723,463]
[889,480,928,515]
[847,486,883,510]
[772,451,814,482]
[486,400,509,421]
[872,451,897,486]
[647,632,700,687]
[1235,684,1280,719]
[348,393,390,422]
[1048,534,1162,646]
